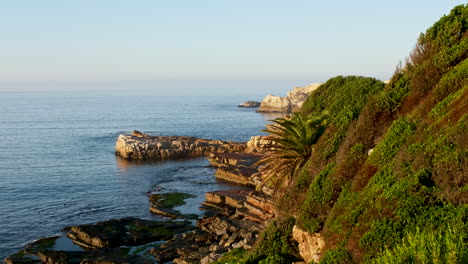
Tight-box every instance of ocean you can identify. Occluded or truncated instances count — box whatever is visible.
[0,86,286,259]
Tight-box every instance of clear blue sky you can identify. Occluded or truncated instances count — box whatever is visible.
[0,0,465,84]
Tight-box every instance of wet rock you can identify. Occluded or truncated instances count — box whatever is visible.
[149,192,195,219]
[149,229,215,264]
[37,251,83,264]
[4,252,41,264]
[115,133,246,160]
[64,217,193,249]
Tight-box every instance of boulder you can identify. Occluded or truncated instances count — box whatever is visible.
[292,225,325,264]
[257,83,321,113]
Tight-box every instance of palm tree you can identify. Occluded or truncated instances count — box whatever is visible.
[257,113,328,189]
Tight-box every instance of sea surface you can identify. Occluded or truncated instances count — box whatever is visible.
[0,88,282,259]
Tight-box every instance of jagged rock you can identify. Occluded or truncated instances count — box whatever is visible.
[200,252,223,264]
[246,136,276,154]
[37,251,82,264]
[149,229,215,264]
[238,101,261,108]
[204,190,252,209]
[292,225,325,264]
[246,193,276,216]
[207,153,262,168]
[115,133,246,160]
[207,153,261,186]
[257,84,321,113]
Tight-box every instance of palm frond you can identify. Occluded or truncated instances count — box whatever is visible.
[257,112,329,190]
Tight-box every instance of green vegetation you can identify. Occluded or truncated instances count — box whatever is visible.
[211,249,249,264]
[297,163,335,233]
[372,226,468,264]
[217,4,467,264]
[257,113,328,188]
[24,236,58,254]
[301,75,385,157]
[149,192,197,219]
[247,217,300,263]
[150,192,194,209]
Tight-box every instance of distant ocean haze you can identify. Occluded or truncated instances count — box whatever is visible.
[0,88,276,259]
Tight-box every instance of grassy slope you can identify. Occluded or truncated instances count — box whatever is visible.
[219,4,467,264]
[299,5,468,263]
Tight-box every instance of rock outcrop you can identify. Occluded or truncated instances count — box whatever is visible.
[257,83,321,113]
[4,218,193,264]
[207,153,262,186]
[238,101,261,108]
[150,189,274,263]
[246,135,276,154]
[115,131,246,160]
[8,131,279,264]
[292,225,325,264]
[65,217,192,249]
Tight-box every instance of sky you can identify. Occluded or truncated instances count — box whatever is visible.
[0,0,466,89]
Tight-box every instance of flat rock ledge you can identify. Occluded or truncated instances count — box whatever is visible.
[207,153,262,187]
[115,131,247,160]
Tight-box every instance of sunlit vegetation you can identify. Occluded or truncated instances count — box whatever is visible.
[219,4,468,264]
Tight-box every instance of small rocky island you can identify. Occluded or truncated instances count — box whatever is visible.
[238,101,261,108]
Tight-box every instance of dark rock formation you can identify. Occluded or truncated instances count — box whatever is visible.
[115,132,247,160]
[64,217,193,249]
[238,101,261,108]
[149,192,196,219]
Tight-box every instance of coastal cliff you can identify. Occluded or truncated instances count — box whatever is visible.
[256,83,321,113]
[6,5,466,264]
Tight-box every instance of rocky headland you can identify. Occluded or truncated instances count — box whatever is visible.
[6,132,280,264]
[256,83,321,113]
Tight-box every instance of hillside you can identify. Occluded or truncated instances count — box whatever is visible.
[217,4,467,263]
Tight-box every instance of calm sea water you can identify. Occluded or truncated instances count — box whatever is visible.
[0,89,280,259]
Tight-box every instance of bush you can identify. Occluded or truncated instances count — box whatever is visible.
[301,76,385,156]
[248,217,301,263]
[372,226,468,264]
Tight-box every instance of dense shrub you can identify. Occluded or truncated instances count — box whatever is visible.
[301,76,385,156]
[297,163,335,233]
[247,217,300,263]
[372,225,468,264]
[225,4,467,264]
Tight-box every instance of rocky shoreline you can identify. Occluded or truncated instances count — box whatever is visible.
[5,132,277,264]
[115,130,247,160]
